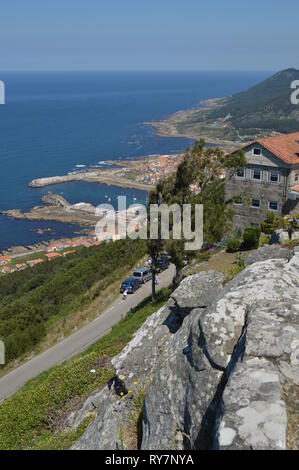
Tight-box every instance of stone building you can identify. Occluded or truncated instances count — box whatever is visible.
[225,132,299,230]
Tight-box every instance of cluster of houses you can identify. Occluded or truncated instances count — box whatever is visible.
[0,255,12,274]
[0,256,29,275]
[0,236,101,275]
[135,154,183,186]
[46,236,100,253]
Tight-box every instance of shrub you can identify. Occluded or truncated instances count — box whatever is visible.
[242,227,261,250]
[226,239,242,253]
[261,212,291,235]
[261,211,275,235]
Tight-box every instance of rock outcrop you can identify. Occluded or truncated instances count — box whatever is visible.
[74,250,299,451]
[270,229,299,245]
[244,244,291,266]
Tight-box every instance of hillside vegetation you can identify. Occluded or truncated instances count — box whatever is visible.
[154,68,299,144]
[0,239,147,364]
[0,288,170,450]
[209,68,299,136]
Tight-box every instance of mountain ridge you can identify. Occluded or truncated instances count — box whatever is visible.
[151,68,299,147]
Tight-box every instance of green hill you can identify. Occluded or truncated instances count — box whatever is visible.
[153,68,299,145]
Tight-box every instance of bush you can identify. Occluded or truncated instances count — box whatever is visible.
[242,227,261,250]
[261,212,291,235]
[261,212,275,235]
[226,239,242,253]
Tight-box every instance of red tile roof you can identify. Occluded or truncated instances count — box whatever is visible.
[0,255,12,263]
[45,252,62,260]
[63,250,76,256]
[255,132,299,165]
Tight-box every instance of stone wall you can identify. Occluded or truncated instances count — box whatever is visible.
[224,143,299,230]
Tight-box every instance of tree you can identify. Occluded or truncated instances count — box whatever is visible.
[165,158,194,288]
[147,140,246,290]
[147,184,164,301]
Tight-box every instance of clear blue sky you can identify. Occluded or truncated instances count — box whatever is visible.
[0,0,298,71]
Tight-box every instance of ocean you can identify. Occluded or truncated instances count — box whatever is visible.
[0,70,269,251]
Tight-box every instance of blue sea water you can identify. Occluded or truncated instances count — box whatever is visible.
[0,71,270,251]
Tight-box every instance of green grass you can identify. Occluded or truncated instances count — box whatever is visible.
[0,288,170,450]
[283,239,299,248]
[123,386,147,450]
[224,263,245,284]
[26,412,96,450]
[9,250,47,267]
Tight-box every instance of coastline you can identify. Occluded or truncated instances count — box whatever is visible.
[1,192,100,222]
[1,131,237,258]
[1,154,176,257]
[147,96,247,152]
[28,153,182,191]
[29,168,154,192]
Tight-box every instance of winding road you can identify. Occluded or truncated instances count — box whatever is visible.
[0,265,175,403]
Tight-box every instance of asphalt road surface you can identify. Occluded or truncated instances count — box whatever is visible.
[0,265,175,403]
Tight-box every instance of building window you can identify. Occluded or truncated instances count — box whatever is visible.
[252,148,262,156]
[268,201,278,212]
[251,198,261,208]
[268,170,280,183]
[295,174,299,182]
[251,168,263,181]
[235,168,246,179]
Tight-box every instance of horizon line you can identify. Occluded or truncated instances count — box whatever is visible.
[0,68,277,74]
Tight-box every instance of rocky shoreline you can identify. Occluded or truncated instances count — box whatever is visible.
[29,166,154,191]
[1,193,99,228]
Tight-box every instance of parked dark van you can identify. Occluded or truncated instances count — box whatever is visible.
[157,256,170,272]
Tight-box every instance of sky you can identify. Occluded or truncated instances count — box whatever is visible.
[0,0,298,71]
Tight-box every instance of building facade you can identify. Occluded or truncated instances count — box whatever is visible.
[225,132,299,230]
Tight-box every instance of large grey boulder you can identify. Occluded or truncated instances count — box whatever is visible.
[142,253,299,450]
[245,244,290,266]
[171,271,225,309]
[73,388,128,450]
[219,358,287,450]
